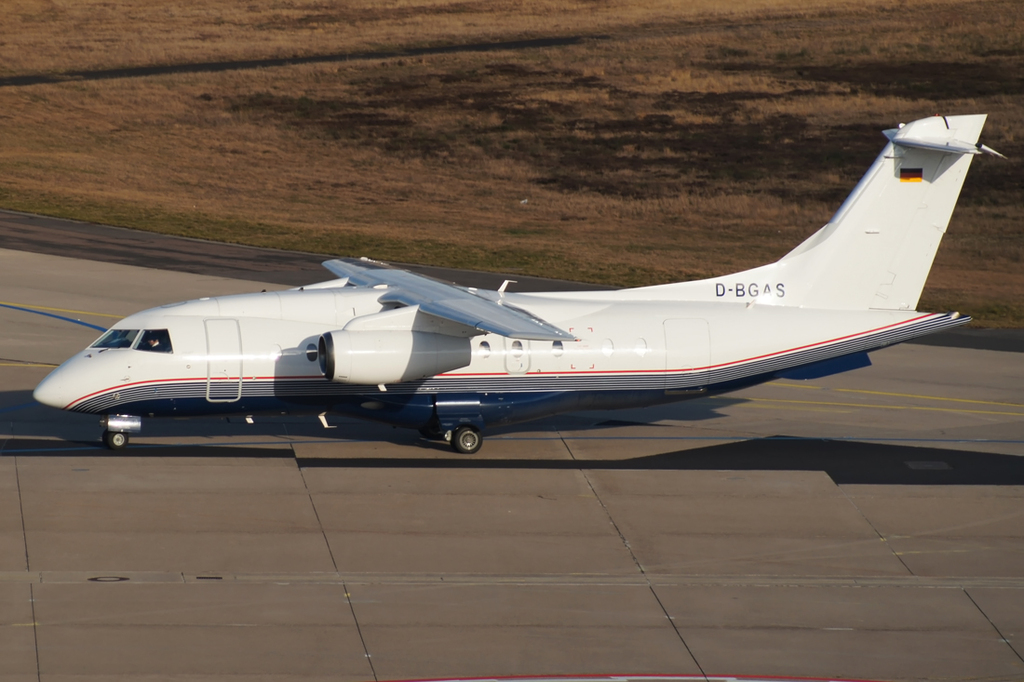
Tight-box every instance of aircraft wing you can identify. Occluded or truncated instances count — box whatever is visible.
[322,258,576,341]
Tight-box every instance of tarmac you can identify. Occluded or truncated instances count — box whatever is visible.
[1,227,1023,682]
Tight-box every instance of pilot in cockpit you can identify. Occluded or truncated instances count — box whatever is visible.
[137,329,173,353]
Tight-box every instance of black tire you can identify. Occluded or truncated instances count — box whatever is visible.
[103,430,129,450]
[450,425,482,455]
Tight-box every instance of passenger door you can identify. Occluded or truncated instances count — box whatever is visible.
[663,318,710,392]
[205,318,243,402]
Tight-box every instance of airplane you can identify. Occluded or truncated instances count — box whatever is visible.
[33,114,1003,453]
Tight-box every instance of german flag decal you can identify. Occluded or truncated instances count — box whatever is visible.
[900,168,924,182]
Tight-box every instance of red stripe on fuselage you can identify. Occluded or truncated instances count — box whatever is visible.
[65,314,936,408]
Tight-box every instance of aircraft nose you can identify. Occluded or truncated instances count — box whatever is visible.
[33,370,74,409]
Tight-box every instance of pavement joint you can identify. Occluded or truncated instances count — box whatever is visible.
[963,587,1024,666]
[28,583,40,682]
[296,441,379,681]
[3,572,1024,588]
[559,430,709,680]
[14,455,30,572]
[838,485,916,577]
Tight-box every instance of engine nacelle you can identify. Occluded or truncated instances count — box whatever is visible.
[318,330,471,384]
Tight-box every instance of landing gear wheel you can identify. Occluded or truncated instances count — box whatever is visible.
[450,425,482,455]
[103,430,129,450]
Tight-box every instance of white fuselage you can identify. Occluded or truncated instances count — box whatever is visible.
[33,284,962,431]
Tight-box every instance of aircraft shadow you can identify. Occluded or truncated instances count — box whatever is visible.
[6,425,1021,485]
[297,437,1024,486]
[6,388,1020,485]
[2,439,296,460]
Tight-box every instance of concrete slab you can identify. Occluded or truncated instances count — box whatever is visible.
[302,467,593,497]
[585,470,908,576]
[659,583,992,630]
[0,532,30,572]
[360,624,700,679]
[0,582,37,677]
[885,537,1024,578]
[586,469,844,497]
[326,532,639,576]
[313,492,613,537]
[663,584,1023,680]
[840,484,1024,577]
[309,467,639,575]
[0,462,23,530]
[0,459,28,572]
[0,629,37,678]
[623,535,908,577]
[679,629,1019,681]
[34,582,356,625]
[16,456,304,494]
[350,583,667,627]
[351,584,700,678]
[842,485,1024,538]
[37,625,370,679]
[23,491,320,533]
[25,530,337,574]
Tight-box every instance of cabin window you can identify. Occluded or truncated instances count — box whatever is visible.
[601,339,614,357]
[551,340,564,357]
[136,329,173,353]
[510,340,524,358]
[91,329,139,349]
[478,341,491,358]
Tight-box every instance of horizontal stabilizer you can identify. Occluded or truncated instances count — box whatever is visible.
[885,123,1005,158]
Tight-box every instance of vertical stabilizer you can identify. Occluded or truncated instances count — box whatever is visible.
[772,114,994,310]
[629,115,1000,310]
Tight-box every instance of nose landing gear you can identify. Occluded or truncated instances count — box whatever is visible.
[103,430,129,450]
[101,415,142,450]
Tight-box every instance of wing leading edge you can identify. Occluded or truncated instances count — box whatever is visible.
[322,258,576,341]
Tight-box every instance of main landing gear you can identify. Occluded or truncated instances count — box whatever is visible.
[449,425,482,455]
[420,422,484,454]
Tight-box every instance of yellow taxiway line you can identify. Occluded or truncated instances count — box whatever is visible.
[773,381,1024,409]
[723,395,1024,417]
[0,362,58,368]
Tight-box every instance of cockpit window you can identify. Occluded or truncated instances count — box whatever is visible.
[136,329,173,353]
[91,329,140,349]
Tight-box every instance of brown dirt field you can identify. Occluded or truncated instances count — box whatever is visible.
[0,0,1022,325]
